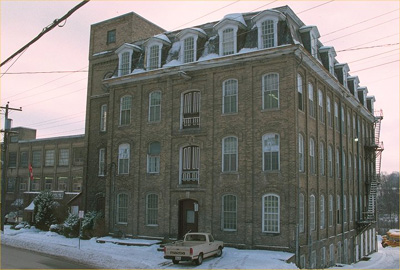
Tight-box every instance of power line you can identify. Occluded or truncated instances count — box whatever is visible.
[337,43,399,52]
[22,87,86,108]
[297,0,335,14]
[0,0,90,68]
[351,59,399,73]
[1,70,88,75]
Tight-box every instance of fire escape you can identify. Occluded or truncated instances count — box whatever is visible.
[357,110,384,233]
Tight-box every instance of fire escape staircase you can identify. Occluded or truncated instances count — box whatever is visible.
[357,110,384,234]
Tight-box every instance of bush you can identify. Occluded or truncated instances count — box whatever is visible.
[63,213,80,238]
[33,191,60,231]
[81,211,103,239]
[49,224,64,235]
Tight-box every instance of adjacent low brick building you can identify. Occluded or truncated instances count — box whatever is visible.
[83,6,383,268]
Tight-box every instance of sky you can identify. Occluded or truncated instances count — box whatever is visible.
[0,0,399,174]
[2,225,400,269]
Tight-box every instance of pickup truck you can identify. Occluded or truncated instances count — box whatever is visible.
[163,233,224,265]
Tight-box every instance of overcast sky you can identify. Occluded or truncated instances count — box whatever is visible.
[1,0,399,173]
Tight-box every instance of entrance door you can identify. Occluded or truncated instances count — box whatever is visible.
[178,199,198,239]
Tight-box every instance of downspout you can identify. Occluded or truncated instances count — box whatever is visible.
[339,99,345,263]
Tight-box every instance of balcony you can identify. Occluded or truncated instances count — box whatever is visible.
[181,170,199,184]
[182,116,200,129]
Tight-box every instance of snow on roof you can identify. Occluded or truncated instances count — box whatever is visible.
[24,200,35,211]
[214,13,247,29]
[153,33,171,44]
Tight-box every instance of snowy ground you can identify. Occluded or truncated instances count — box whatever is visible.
[1,226,399,269]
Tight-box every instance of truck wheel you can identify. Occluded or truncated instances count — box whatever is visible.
[172,259,179,264]
[215,247,223,257]
[196,253,203,265]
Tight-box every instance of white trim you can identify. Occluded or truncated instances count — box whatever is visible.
[262,193,280,233]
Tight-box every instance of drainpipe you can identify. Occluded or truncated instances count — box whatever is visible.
[339,99,345,263]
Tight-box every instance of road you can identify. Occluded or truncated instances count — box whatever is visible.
[1,244,95,269]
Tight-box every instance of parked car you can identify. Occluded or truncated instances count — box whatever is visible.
[163,233,223,265]
[381,229,400,247]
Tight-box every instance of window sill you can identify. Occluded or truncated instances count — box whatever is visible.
[222,112,238,116]
[261,108,280,113]
[221,171,238,175]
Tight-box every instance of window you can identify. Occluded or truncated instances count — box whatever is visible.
[349,195,353,222]
[7,178,15,192]
[72,176,82,191]
[20,181,27,191]
[327,96,332,128]
[32,150,42,168]
[329,194,333,226]
[99,148,106,176]
[347,113,351,137]
[320,195,325,229]
[58,177,67,191]
[117,193,128,224]
[262,73,279,109]
[297,74,304,111]
[73,147,84,166]
[182,91,201,129]
[328,145,333,177]
[311,33,318,58]
[45,177,53,190]
[222,79,238,114]
[299,134,304,172]
[20,151,28,168]
[222,195,237,231]
[334,102,339,130]
[45,150,55,167]
[32,177,40,191]
[300,255,306,269]
[100,104,107,131]
[299,193,304,233]
[337,195,341,224]
[120,96,132,126]
[319,142,325,176]
[181,145,200,184]
[118,144,130,174]
[222,136,238,172]
[336,148,340,178]
[59,149,69,166]
[149,91,161,122]
[341,106,345,132]
[10,135,18,143]
[261,20,275,48]
[147,142,161,173]
[183,36,195,63]
[318,90,324,123]
[310,195,316,231]
[262,133,280,171]
[146,194,158,225]
[308,83,315,118]
[107,29,116,44]
[309,138,315,174]
[348,153,352,180]
[262,194,280,233]
[120,51,130,76]
[311,250,316,269]
[8,152,17,168]
[342,150,346,180]
[337,242,342,263]
[221,28,234,55]
[329,244,335,266]
[148,45,160,70]
[321,247,326,268]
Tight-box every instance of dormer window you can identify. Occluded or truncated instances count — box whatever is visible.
[177,28,206,64]
[357,87,368,108]
[319,46,337,75]
[347,76,360,97]
[214,13,247,56]
[299,25,320,59]
[253,10,285,49]
[145,34,171,70]
[334,63,349,89]
[115,43,142,77]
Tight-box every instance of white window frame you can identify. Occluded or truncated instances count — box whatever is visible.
[262,194,280,233]
[328,145,333,178]
[336,148,340,178]
[149,91,161,122]
[320,194,325,229]
[299,193,304,233]
[329,194,333,227]
[147,142,161,174]
[309,138,315,174]
[146,42,162,70]
[99,148,105,176]
[299,133,304,172]
[118,50,132,76]
[218,25,238,56]
[146,193,158,226]
[222,194,237,231]
[180,34,198,63]
[180,90,201,129]
[310,194,316,231]
[100,104,107,132]
[179,145,200,184]
[262,73,279,110]
[118,143,130,175]
[262,133,280,171]
[120,95,132,126]
[222,79,238,114]
[334,102,339,130]
[253,10,284,49]
[318,89,324,123]
[344,195,347,223]
[117,193,128,224]
[319,141,325,176]
[337,195,341,224]
[327,96,332,128]
[45,149,55,167]
[329,243,335,266]
[58,149,69,166]
[222,136,238,172]
[297,73,304,111]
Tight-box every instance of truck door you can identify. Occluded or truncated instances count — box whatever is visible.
[178,199,198,239]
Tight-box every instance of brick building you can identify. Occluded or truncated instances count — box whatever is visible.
[3,127,85,222]
[83,6,383,268]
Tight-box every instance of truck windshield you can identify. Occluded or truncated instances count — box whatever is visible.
[186,234,206,241]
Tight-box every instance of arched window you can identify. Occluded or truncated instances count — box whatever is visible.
[327,96,332,127]
[343,195,347,223]
[148,44,160,70]
[297,74,304,111]
[221,28,235,55]
[262,73,279,109]
[318,90,324,123]
[308,83,315,118]
[299,193,304,233]
[183,36,195,63]
[329,194,333,226]
[262,133,280,171]
[319,141,325,176]
[328,145,333,177]
[222,136,238,172]
[320,195,325,229]
[222,79,238,114]
[222,194,237,231]
[262,194,280,233]
[149,91,161,122]
[120,96,132,126]
[336,148,340,178]
[299,134,304,172]
[310,194,316,231]
[100,104,107,132]
[337,195,341,224]
[309,138,316,174]
[261,20,275,48]
[117,193,128,224]
[147,142,161,173]
[118,143,130,174]
[181,91,200,129]
[146,193,158,225]
[180,145,200,184]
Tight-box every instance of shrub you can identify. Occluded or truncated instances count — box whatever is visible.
[63,213,80,238]
[33,191,60,231]
[81,211,103,239]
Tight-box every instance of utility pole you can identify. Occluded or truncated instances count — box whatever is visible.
[1,102,22,231]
